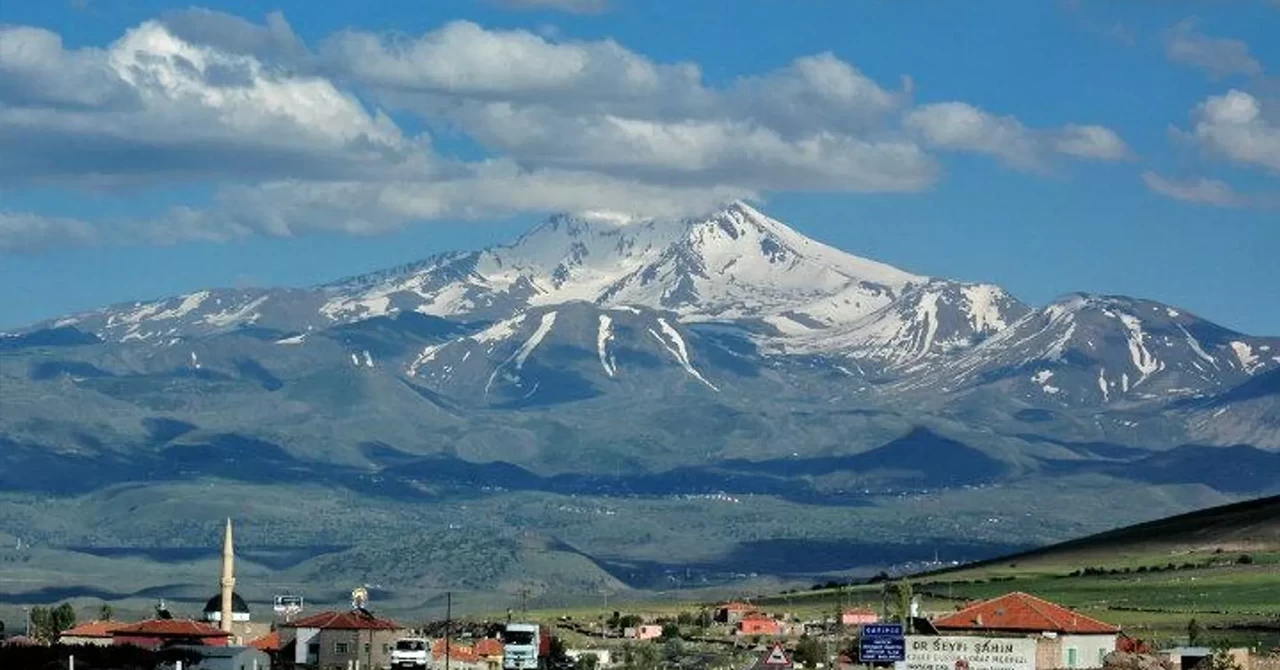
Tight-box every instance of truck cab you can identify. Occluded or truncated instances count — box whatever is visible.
[502,623,544,670]
[390,636,429,669]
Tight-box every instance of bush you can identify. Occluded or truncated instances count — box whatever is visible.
[1235,554,1254,565]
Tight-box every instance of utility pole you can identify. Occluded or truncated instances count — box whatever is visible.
[445,591,452,670]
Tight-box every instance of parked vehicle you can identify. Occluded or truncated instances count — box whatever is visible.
[502,623,549,670]
[390,636,429,669]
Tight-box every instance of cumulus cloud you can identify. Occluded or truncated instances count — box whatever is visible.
[1053,124,1132,161]
[0,11,1130,252]
[1166,19,1264,79]
[904,103,1130,169]
[1140,171,1251,208]
[0,21,418,187]
[1180,89,1280,173]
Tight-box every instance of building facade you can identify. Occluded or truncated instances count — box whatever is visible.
[278,609,407,670]
[932,592,1120,670]
[737,614,781,637]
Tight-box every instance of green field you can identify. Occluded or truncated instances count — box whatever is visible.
[514,496,1280,652]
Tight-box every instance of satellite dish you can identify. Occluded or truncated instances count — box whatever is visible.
[351,586,369,610]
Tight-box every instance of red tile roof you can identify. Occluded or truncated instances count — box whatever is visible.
[433,640,481,663]
[111,619,231,638]
[249,630,282,652]
[60,621,120,639]
[933,592,1119,635]
[721,602,754,611]
[286,610,403,631]
[475,638,504,657]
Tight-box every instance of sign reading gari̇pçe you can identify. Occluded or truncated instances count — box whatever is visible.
[905,636,1035,670]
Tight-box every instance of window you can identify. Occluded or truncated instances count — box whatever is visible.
[335,642,349,654]
[364,643,371,653]
[1067,647,1078,668]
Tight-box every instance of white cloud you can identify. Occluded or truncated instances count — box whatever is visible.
[0,12,1130,252]
[488,0,610,14]
[1182,89,1280,173]
[1140,171,1250,207]
[1166,19,1264,79]
[0,21,419,187]
[0,212,99,253]
[905,103,1129,169]
[1054,124,1132,161]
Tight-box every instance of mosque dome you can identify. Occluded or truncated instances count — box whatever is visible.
[202,592,251,622]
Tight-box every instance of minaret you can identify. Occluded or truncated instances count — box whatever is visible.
[219,518,235,634]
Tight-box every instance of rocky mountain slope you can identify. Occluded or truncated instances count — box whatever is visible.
[3,201,1278,607]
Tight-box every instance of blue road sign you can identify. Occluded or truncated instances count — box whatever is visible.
[859,636,906,663]
[862,623,905,637]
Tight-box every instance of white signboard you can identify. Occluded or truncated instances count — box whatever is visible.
[905,636,1036,670]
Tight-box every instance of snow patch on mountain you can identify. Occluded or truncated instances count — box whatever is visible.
[597,314,617,378]
[1113,311,1162,382]
[1231,341,1264,373]
[650,318,718,391]
[1180,325,1218,368]
[515,312,558,370]
[203,295,268,327]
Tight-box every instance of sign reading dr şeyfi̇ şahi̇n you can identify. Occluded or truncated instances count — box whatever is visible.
[905,636,1036,670]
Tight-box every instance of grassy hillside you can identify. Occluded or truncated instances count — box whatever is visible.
[924,493,1280,578]
[727,495,1280,649]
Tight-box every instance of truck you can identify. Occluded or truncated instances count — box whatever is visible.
[389,636,430,669]
[502,623,551,670]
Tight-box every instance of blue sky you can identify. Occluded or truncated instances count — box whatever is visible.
[1,0,1277,333]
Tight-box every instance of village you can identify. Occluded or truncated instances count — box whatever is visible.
[1,520,1277,670]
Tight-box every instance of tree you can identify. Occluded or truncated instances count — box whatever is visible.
[575,653,600,670]
[884,581,914,625]
[1187,618,1204,646]
[623,643,660,670]
[28,603,76,643]
[99,604,114,621]
[660,624,681,641]
[793,635,826,667]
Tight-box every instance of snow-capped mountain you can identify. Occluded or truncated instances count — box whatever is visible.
[898,293,1280,406]
[42,202,1026,369]
[16,201,1279,420]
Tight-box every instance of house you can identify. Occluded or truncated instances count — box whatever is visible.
[932,592,1120,670]
[278,609,407,670]
[58,620,119,646]
[715,602,756,624]
[624,624,663,640]
[737,613,781,637]
[430,638,504,670]
[111,619,232,650]
[248,630,282,666]
[159,645,271,670]
[841,608,879,627]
